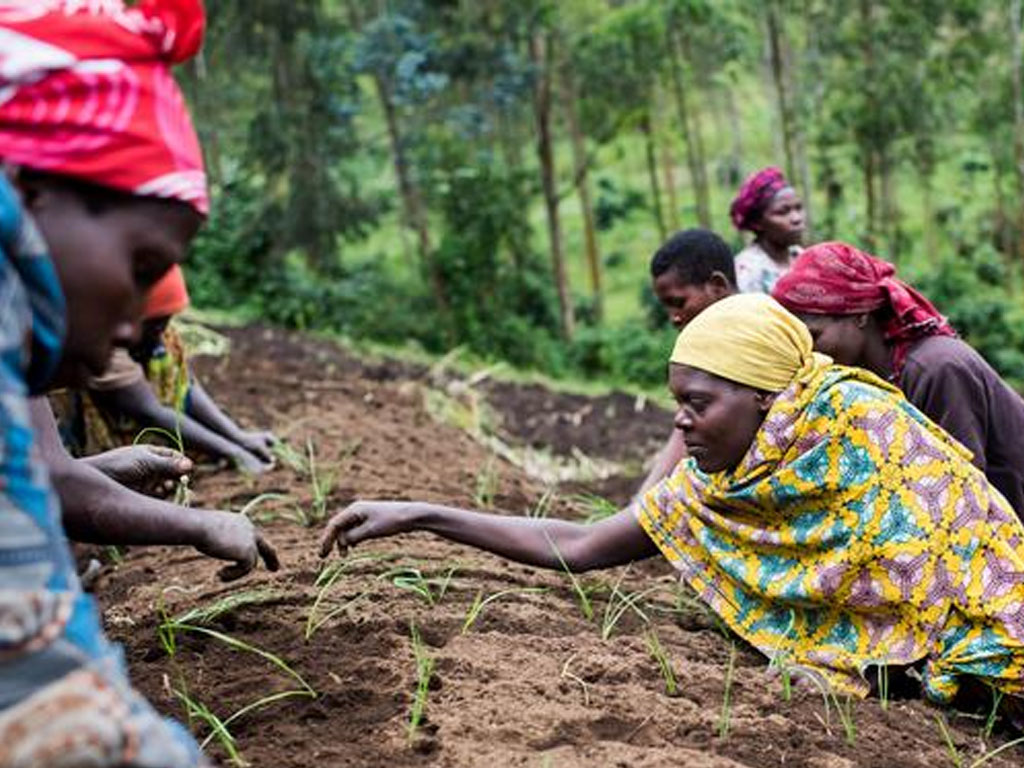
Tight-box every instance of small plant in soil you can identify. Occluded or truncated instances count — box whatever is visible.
[526,487,558,519]
[133,423,190,505]
[544,532,595,621]
[600,566,658,640]
[983,687,1004,740]
[934,712,961,767]
[571,493,618,524]
[384,565,458,607]
[644,627,678,696]
[717,643,737,739]
[462,587,547,633]
[473,456,499,509]
[830,691,857,745]
[408,622,435,743]
[305,553,395,640]
[560,655,591,706]
[173,688,244,766]
[173,589,283,627]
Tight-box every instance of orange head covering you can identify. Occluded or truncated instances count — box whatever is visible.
[144,264,189,318]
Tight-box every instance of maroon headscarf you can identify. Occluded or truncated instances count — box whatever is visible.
[729,166,790,231]
[771,242,955,378]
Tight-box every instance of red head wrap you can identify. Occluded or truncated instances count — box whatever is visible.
[729,166,790,231]
[0,0,209,214]
[771,242,955,377]
[144,263,188,318]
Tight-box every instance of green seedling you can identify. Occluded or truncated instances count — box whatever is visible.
[527,487,557,519]
[571,493,618,523]
[935,713,962,768]
[408,622,435,742]
[270,439,310,474]
[305,438,337,526]
[473,456,499,509]
[385,565,457,607]
[174,589,283,627]
[238,492,290,520]
[544,532,595,621]
[971,736,1024,767]
[160,621,315,696]
[305,553,394,640]
[173,688,243,766]
[830,691,857,745]
[877,663,889,711]
[644,628,677,696]
[156,595,177,658]
[600,566,658,640]
[133,423,190,505]
[717,643,737,739]
[462,587,547,633]
[767,611,797,702]
[983,687,1004,740]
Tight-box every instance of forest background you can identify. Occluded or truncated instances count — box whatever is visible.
[182,0,1024,391]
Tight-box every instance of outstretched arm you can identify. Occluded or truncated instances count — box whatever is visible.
[186,377,276,463]
[319,500,657,573]
[31,398,279,581]
[90,379,269,473]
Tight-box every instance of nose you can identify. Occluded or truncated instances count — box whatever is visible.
[673,407,692,431]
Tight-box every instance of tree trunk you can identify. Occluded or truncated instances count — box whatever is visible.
[666,17,711,228]
[639,113,667,242]
[530,31,574,340]
[661,128,681,233]
[766,1,796,180]
[1012,0,1024,259]
[560,63,603,322]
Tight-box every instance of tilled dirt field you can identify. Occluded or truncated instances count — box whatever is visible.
[97,326,1024,767]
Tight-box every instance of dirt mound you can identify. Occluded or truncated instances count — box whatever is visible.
[94,326,1023,767]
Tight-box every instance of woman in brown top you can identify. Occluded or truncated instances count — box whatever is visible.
[772,241,1024,516]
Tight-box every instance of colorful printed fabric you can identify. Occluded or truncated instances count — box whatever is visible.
[772,242,955,379]
[670,293,831,394]
[0,173,201,765]
[730,166,790,231]
[734,242,800,294]
[0,0,209,215]
[637,363,1024,701]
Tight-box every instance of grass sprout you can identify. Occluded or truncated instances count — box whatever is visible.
[473,457,499,509]
[271,439,310,474]
[462,587,547,633]
[305,553,394,640]
[600,567,658,640]
[385,565,458,607]
[527,487,558,519]
[571,493,618,523]
[644,628,678,696]
[237,492,290,520]
[162,621,315,696]
[133,423,189,505]
[983,687,1005,740]
[544,532,594,621]
[830,691,857,745]
[971,736,1024,767]
[173,688,243,766]
[935,713,962,768]
[174,589,283,627]
[408,622,435,742]
[717,643,737,739]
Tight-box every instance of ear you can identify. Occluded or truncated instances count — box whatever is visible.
[707,271,734,296]
[853,313,871,329]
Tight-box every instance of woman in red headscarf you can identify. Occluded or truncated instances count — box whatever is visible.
[773,242,1024,516]
[729,166,806,293]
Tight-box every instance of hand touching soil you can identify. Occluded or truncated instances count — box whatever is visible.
[198,511,280,581]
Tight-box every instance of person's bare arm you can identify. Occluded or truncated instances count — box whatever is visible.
[635,428,687,497]
[30,398,279,580]
[185,378,275,463]
[319,500,657,573]
[89,379,269,473]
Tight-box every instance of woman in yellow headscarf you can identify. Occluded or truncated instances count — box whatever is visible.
[318,294,1024,710]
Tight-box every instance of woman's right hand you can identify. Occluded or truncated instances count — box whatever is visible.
[318,501,417,558]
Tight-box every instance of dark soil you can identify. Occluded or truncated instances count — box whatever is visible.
[96,325,1023,767]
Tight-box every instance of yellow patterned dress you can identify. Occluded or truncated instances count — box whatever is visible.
[637,364,1024,701]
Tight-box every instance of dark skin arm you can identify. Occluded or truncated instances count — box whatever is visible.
[319,500,658,573]
[90,379,269,473]
[186,378,275,463]
[30,398,279,580]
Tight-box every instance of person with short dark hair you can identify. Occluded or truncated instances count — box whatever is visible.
[729,166,805,293]
[650,228,737,330]
[773,242,1024,517]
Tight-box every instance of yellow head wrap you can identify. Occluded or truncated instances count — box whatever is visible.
[670,293,831,392]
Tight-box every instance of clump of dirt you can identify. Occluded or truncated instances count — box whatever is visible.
[95,326,1023,767]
